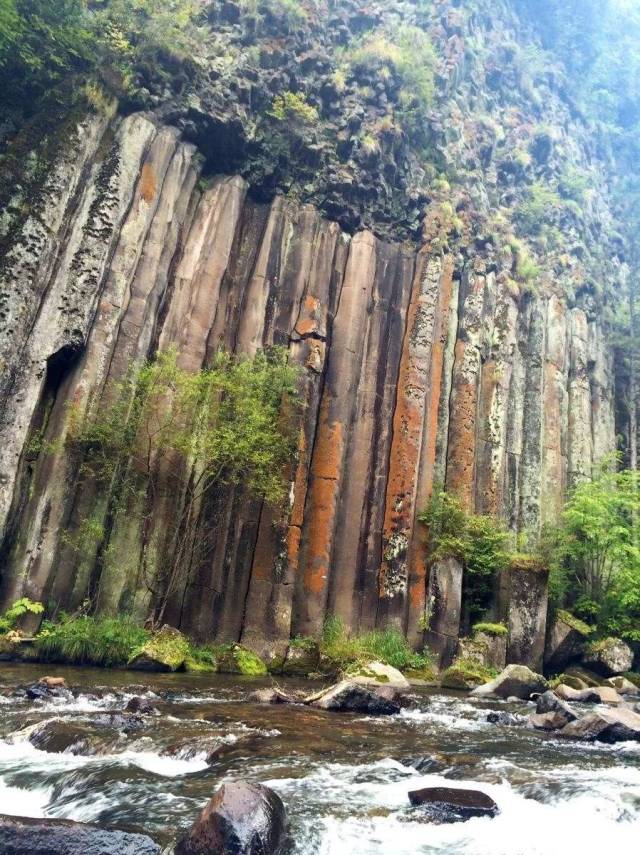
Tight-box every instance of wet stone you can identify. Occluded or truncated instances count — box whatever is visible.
[408,787,499,822]
[0,814,160,855]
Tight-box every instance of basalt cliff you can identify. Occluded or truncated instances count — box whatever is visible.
[0,0,630,665]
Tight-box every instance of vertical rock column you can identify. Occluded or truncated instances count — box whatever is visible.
[540,295,569,525]
[328,241,415,630]
[293,232,377,637]
[240,214,345,654]
[376,254,455,636]
[0,114,158,609]
[567,308,593,484]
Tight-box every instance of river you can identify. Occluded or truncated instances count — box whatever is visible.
[0,664,638,853]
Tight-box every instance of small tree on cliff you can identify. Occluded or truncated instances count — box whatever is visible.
[70,346,299,624]
[547,459,640,639]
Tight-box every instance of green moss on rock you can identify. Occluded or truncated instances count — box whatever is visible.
[128,626,189,672]
[556,610,592,636]
[440,658,496,690]
[472,622,508,638]
[215,644,267,676]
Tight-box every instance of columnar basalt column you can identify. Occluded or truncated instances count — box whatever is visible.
[293,231,377,637]
[540,295,569,526]
[567,308,593,484]
[504,557,549,672]
[0,115,158,609]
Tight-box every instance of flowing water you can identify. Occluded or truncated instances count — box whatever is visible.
[0,664,639,853]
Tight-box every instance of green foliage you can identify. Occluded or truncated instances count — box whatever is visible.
[36,614,149,666]
[184,644,217,673]
[472,622,507,638]
[545,459,640,642]
[269,91,318,124]
[215,643,268,676]
[0,0,203,117]
[344,23,436,142]
[0,597,44,633]
[67,346,299,623]
[420,489,510,625]
[558,166,590,203]
[517,182,563,234]
[440,658,496,689]
[321,615,431,673]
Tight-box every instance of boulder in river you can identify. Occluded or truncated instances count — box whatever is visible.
[408,786,499,822]
[345,661,411,690]
[559,707,640,743]
[125,696,158,715]
[0,814,160,854]
[535,690,577,721]
[603,676,639,695]
[471,664,548,700]
[528,711,571,731]
[554,684,601,703]
[128,626,189,672]
[582,637,634,677]
[175,781,286,855]
[38,676,68,689]
[306,680,405,714]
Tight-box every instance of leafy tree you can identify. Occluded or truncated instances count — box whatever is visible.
[70,347,299,623]
[420,489,510,626]
[546,459,640,640]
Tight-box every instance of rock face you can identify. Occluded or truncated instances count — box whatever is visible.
[0,0,623,649]
[408,787,499,822]
[582,638,634,677]
[471,665,548,700]
[0,814,160,855]
[175,781,286,855]
[544,611,591,673]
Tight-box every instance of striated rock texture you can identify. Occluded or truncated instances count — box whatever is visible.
[0,0,624,648]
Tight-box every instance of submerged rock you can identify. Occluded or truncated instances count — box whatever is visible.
[306,680,405,715]
[125,696,158,715]
[486,711,526,726]
[582,637,634,677]
[128,626,189,672]
[249,688,301,705]
[408,787,499,822]
[471,664,548,700]
[559,707,640,743]
[0,814,160,854]
[175,781,286,855]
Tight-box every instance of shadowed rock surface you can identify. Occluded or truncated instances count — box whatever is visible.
[0,814,160,855]
[175,781,287,855]
[408,787,499,822]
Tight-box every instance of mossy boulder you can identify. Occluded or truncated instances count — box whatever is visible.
[128,626,189,672]
[441,659,495,690]
[215,644,267,677]
[582,637,634,677]
[344,661,410,690]
[184,648,217,674]
[282,638,320,677]
[471,664,548,699]
[544,610,592,673]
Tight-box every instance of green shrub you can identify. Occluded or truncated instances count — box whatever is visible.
[420,489,510,625]
[320,615,431,672]
[472,622,508,637]
[269,91,318,124]
[0,598,44,634]
[37,615,149,666]
[517,181,563,234]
